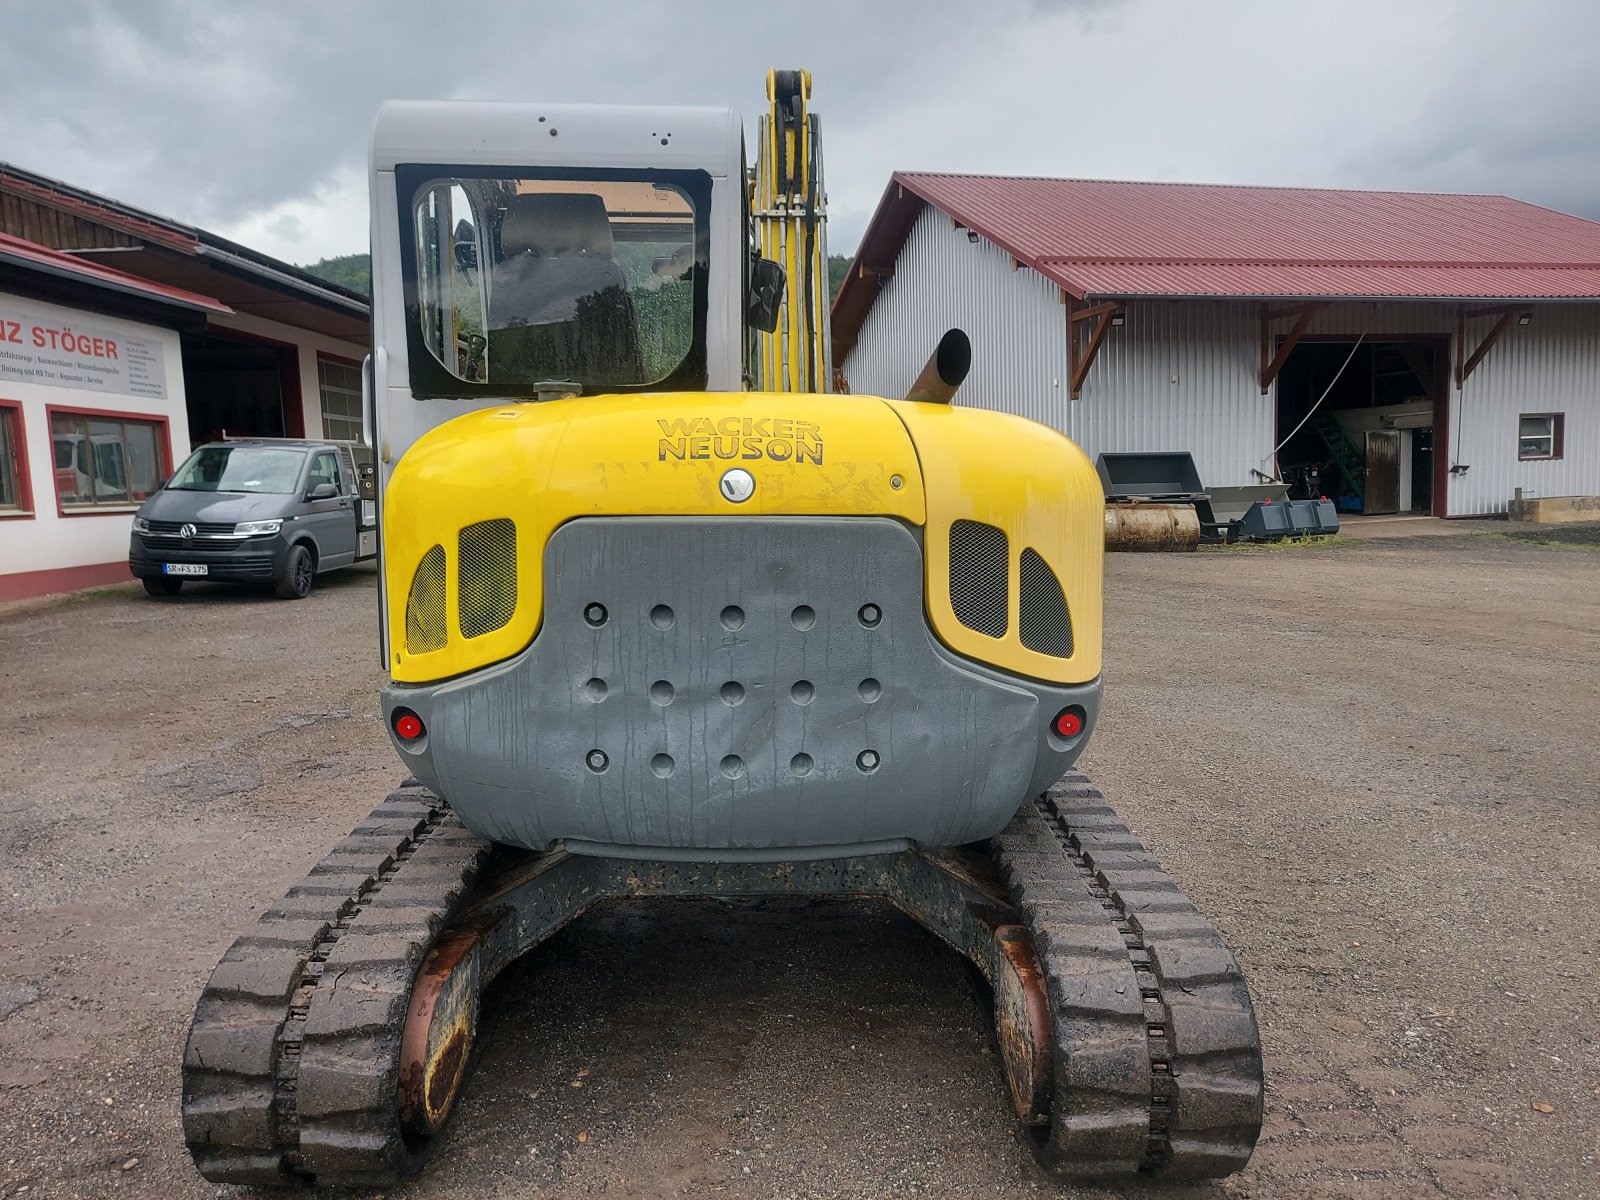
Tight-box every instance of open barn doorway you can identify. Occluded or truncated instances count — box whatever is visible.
[1273,336,1448,515]
[180,330,303,444]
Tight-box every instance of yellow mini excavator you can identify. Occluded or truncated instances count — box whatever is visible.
[182,70,1263,1187]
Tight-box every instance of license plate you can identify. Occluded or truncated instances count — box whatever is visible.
[163,563,208,577]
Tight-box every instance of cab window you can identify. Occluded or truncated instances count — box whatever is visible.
[399,166,710,399]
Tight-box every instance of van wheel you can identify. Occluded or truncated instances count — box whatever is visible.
[275,544,315,599]
[143,576,183,598]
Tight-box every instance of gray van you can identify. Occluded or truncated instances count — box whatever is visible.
[129,439,377,599]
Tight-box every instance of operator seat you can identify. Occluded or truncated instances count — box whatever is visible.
[487,193,645,384]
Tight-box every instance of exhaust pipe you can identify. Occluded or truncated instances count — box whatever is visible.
[905,329,972,405]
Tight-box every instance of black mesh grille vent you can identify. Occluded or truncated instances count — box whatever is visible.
[949,519,1009,638]
[458,519,518,639]
[1018,548,1074,658]
[405,545,448,654]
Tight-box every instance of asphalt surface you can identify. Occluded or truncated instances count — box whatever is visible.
[0,535,1596,1199]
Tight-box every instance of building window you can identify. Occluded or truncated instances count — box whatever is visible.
[318,356,363,443]
[1,401,31,515]
[48,408,167,510]
[1518,413,1564,461]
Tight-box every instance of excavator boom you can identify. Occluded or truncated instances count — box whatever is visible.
[751,67,830,393]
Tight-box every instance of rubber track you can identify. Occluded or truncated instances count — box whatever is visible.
[182,773,1257,1185]
[990,772,1263,1180]
[181,781,494,1187]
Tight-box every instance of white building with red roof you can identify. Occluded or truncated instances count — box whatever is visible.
[832,173,1600,518]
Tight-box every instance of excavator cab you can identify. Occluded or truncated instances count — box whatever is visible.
[181,77,1264,1191]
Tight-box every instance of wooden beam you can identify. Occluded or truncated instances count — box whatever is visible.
[1456,308,1517,387]
[1069,300,1123,324]
[1068,301,1080,385]
[1259,306,1324,393]
[856,263,893,280]
[1069,305,1120,399]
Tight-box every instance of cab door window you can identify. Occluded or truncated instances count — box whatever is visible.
[307,452,340,496]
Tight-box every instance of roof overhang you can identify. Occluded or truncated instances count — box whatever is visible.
[0,232,231,318]
[1,160,369,342]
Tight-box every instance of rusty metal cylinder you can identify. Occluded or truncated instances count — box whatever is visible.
[1103,503,1201,552]
[905,328,972,404]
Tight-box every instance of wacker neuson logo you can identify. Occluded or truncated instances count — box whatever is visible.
[656,416,824,464]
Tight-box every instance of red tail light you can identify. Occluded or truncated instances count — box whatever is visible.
[1052,706,1085,739]
[394,711,424,741]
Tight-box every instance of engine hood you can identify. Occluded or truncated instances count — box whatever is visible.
[140,489,294,524]
[383,391,925,682]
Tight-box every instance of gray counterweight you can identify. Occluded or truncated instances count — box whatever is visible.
[383,517,1099,857]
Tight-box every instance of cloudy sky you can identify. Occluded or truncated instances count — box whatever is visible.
[3,0,1598,266]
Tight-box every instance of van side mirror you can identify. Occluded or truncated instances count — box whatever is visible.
[308,482,338,500]
[748,257,786,333]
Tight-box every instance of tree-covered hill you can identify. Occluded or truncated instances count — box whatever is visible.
[301,253,371,297]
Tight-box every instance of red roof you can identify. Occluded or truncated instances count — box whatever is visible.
[833,172,1600,354]
[0,231,231,315]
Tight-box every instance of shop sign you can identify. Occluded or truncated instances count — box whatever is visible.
[0,304,168,400]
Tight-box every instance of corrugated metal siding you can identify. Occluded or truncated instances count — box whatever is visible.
[845,222,1274,487]
[1073,300,1270,491]
[1303,300,1457,336]
[842,205,1070,432]
[1449,304,1600,516]
[845,218,1600,514]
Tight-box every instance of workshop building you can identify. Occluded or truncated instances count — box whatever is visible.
[0,164,369,600]
[832,173,1600,518]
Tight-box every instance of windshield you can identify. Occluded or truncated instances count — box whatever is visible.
[401,167,709,397]
[168,446,305,494]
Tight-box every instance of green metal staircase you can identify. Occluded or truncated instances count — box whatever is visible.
[1310,412,1365,503]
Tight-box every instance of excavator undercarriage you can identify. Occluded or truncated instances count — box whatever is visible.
[182,773,1262,1187]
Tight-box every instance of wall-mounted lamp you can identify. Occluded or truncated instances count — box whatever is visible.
[966,230,979,243]
[1518,310,1533,325]
[1110,310,1125,327]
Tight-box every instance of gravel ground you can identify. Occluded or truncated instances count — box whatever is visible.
[0,536,1596,1200]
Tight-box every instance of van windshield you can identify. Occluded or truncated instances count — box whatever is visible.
[168,446,305,494]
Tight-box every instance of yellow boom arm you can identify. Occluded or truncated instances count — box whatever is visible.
[751,68,831,393]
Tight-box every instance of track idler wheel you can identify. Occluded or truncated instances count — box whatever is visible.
[988,783,1265,1181]
[990,925,1053,1127]
[399,928,483,1143]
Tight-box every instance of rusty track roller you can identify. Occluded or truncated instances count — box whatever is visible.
[182,773,1262,1186]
